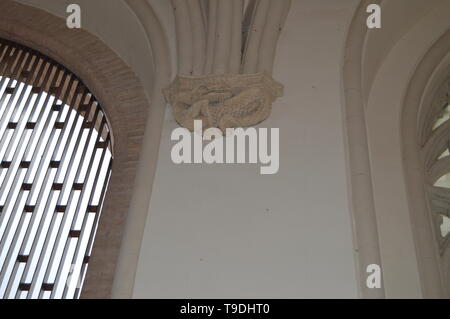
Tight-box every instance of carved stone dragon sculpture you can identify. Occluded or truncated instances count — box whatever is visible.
[163,73,283,132]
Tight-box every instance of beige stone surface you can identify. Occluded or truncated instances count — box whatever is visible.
[164,72,283,131]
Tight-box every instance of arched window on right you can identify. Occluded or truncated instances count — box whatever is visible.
[419,76,450,293]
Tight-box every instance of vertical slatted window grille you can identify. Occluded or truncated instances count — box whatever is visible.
[0,39,113,299]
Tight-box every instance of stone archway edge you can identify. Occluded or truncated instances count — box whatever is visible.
[113,0,172,299]
[401,31,450,298]
[343,0,385,299]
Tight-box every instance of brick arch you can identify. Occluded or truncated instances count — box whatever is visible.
[0,0,153,298]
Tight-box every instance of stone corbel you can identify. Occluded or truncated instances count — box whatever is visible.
[163,72,283,131]
[167,0,291,131]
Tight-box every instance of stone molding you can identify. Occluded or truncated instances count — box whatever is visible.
[419,75,450,260]
[342,0,385,299]
[401,30,450,298]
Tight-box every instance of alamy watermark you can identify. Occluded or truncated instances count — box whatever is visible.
[366,264,382,289]
[66,4,81,29]
[367,4,381,29]
[171,120,279,175]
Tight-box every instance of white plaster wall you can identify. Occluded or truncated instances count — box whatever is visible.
[133,0,360,298]
[366,1,450,298]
